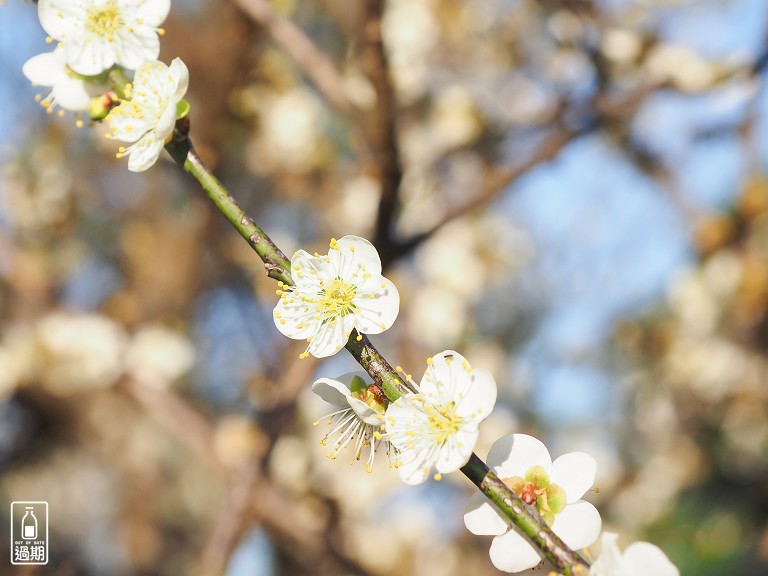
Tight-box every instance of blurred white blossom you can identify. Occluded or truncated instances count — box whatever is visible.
[125,325,195,388]
[37,0,170,75]
[107,58,189,172]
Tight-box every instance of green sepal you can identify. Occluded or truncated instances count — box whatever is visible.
[349,375,368,395]
[176,99,191,119]
[525,465,550,490]
[546,484,566,515]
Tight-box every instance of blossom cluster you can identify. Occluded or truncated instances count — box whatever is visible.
[24,0,187,172]
[22,4,681,573]
[286,235,679,574]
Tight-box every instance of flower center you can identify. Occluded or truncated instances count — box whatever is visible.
[317,278,357,319]
[425,401,464,446]
[86,2,123,37]
[502,465,566,526]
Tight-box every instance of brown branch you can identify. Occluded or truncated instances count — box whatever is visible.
[383,128,581,267]
[359,0,404,252]
[230,0,359,116]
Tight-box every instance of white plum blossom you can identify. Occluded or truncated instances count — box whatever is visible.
[464,434,601,573]
[23,47,105,114]
[590,532,679,576]
[273,236,399,358]
[312,372,389,472]
[37,0,171,76]
[107,57,189,172]
[385,350,497,484]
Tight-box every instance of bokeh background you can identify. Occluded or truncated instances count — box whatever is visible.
[1,0,768,574]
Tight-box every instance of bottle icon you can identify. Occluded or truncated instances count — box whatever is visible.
[21,507,37,540]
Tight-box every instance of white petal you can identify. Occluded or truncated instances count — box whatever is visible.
[454,367,497,423]
[307,314,355,358]
[464,492,509,536]
[169,57,190,101]
[114,27,161,71]
[273,293,319,340]
[487,434,551,478]
[352,277,399,334]
[623,542,679,576]
[311,377,352,407]
[136,0,171,26]
[551,500,601,550]
[290,250,333,292]
[65,36,116,76]
[397,441,436,485]
[22,50,65,86]
[488,529,542,573]
[418,349,469,401]
[154,97,178,141]
[332,235,383,280]
[38,0,83,39]
[591,532,624,575]
[126,134,165,172]
[52,76,93,111]
[550,452,597,502]
[347,396,383,426]
[435,426,477,473]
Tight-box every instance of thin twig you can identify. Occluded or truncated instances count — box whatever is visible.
[230,0,359,116]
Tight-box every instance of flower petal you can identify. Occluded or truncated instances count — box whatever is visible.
[623,541,679,576]
[52,75,93,112]
[311,377,353,407]
[307,313,355,358]
[134,0,171,26]
[331,235,383,280]
[435,426,477,473]
[396,441,436,485]
[22,50,65,86]
[126,133,165,172]
[348,396,384,426]
[352,276,399,334]
[169,57,190,101]
[591,532,624,575]
[550,452,597,502]
[550,500,601,550]
[454,367,496,423]
[464,492,509,536]
[487,434,551,478]
[488,529,542,573]
[38,0,83,39]
[418,349,468,401]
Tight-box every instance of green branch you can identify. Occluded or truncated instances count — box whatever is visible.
[165,125,590,575]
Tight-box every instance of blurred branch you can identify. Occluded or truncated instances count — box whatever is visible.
[359,0,404,254]
[230,0,360,116]
[166,128,591,575]
[380,127,582,268]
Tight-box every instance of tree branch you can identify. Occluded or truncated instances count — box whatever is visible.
[230,0,359,116]
[166,127,591,575]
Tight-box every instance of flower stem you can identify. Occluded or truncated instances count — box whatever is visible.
[165,125,590,575]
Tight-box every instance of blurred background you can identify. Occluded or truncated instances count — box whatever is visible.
[1,0,768,574]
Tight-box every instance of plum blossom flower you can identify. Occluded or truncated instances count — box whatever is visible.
[23,47,105,114]
[37,0,171,76]
[590,532,679,576]
[464,434,601,573]
[106,57,189,172]
[312,372,389,472]
[273,236,399,358]
[385,350,497,484]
